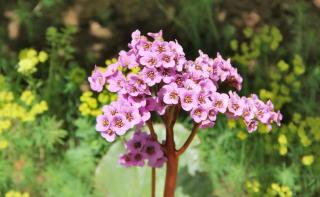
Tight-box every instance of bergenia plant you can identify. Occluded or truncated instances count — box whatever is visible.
[88,30,282,197]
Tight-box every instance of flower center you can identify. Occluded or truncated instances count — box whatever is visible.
[130,86,137,93]
[243,111,249,117]
[169,91,178,99]
[195,64,202,70]
[148,58,157,66]
[126,113,133,122]
[232,103,239,111]
[134,153,143,161]
[184,95,192,103]
[103,119,109,127]
[146,146,155,155]
[175,77,183,86]
[115,119,124,128]
[157,45,165,53]
[163,55,170,63]
[143,43,151,50]
[195,109,202,116]
[111,110,118,115]
[97,77,104,85]
[124,155,131,162]
[147,71,155,79]
[215,100,222,108]
[198,95,205,104]
[106,129,114,136]
[134,141,142,149]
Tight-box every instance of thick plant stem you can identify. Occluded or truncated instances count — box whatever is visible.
[164,125,178,197]
[164,149,178,197]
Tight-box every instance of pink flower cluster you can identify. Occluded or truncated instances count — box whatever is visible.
[119,130,167,168]
[89,29,282,143]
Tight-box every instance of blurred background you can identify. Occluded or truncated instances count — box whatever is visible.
[0,0,320,196]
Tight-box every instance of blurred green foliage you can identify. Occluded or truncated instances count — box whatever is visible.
[0,0,320,196]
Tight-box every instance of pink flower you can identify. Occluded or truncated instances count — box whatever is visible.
[139,107,151,122]
[210,92,229,113]
[129,30,141,48]
[199,119,215,129]
[145,97,157,111]
[95,114,111,132]
[168,40,185,56]
[228,91,244,116]
[242,98,255,121]
[162,83,180,105]
[155,97,168,115]
[174,73,188,88]
[211,53,226,81]
[107,72,126,92]
[148,156,167,168]
[142,141,163,161]
[88,66,106,92]
[104,63,119,78]
[226,68,243,91]
[137,39,152,56]
[160,68,176,84]
[191,106,208,123]
[147,30,163,40]
[141,67,161,86]
[140,52,160,68]
[152,40,169,54]
[128,95,147,108]
[110,114,129,135]
[118,50,138,69]
[127,74,147,92]
[101,128,116,142]
[126,133,146,153]
[196,91,211,108]
[199,79,217,94]
[119,153,134,167]
[207,108,217,122]
[160,52,175,68]
[180,90,197,111]
[245,120,258,133]
[132,152,145,167]
[120,130,166,168]
[121,105,141,128]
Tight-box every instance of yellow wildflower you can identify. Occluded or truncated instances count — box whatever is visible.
[20,90,35,105]
[237,131,247,140]
[228,119,236,129]
[131,66,141,74]
[5,190,30,197]
[0,120,12,133]
[0,139,9,150]
[26,48,37,58]
[271,183,280,191]
[279,145,287,156]
[302,155,314,166]
[38,51,48,62]
[246,179,260,193]
[0,91,14,102]
[18,58,38,75]
[278,134,287,145]
[79,103,91,116]
[87,98,98,109]
[98,92,109,103]
[300,136,312,147]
